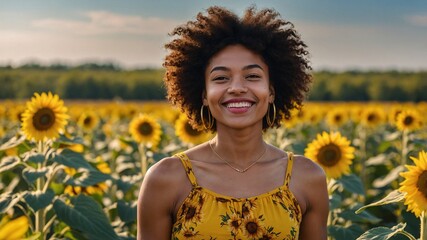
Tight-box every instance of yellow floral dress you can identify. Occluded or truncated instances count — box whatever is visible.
[172,152,302,240]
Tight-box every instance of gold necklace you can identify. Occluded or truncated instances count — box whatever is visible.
[209,140,267,173]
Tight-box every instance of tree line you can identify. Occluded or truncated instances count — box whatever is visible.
[0,64,426,101]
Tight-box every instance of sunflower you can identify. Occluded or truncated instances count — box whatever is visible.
[0,215,29,239]
[388,105,404,125]
[129,114,162,147]
[77,111,100,132]
[360,106,386,128]
[242,215,264,239]
[226,213,242,236]
[395,110,423,132]
[305,131,355,179]
[326,108,349,129]
[399,150,427,217]
[175,114,211,145]
[21,92,69,142]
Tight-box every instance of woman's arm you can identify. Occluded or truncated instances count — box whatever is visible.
[297,159,329,240]
[137,158,181,240]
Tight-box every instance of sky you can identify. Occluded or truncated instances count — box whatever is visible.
[1,0,427,71]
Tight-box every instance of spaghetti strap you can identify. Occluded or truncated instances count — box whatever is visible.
[284,152,294,188]
[174,152,198,187]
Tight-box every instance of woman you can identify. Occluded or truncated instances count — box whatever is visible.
[137,6,328,239]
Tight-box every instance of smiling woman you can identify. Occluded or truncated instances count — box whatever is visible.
[137,5,328,240]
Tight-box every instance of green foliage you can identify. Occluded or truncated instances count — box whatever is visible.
[1,65,427,101]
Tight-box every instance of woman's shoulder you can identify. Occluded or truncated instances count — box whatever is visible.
[292,154,326,181]
[142,155,189,190]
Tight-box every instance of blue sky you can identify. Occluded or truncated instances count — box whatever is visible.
[1,0,427,70]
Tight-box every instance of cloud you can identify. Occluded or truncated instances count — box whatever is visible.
[406,13,427,27]
[32,10,180,35]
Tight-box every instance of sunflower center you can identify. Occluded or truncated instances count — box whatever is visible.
[231,220,240,228]
[417,170,427,198]
[403,116,413,126]
[367,114,376,122]
[317,144,342,167]
[33,108,55,131]
[245,221,258,234]
[138,122,153,136]
[185,206,196,220]
[185,122,201,136]
[84,117,92,125]
[334,115,342,122]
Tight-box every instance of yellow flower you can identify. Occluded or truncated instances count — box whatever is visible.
[242,215,264,239]
[399,150,427,217]
[0,215,29,240]
[77,111,100,132]
[129,114,162,147]
[326,108,349,128]
[360,106,386,128]
[226,213,242,236]
[7,105,26,124]
[21,92,69,141]
[175,114,211,145]
[395,110,423,132]
[305,131,355,179]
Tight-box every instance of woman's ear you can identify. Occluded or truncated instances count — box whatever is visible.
[269,85,275,103]
[202,91,208,106]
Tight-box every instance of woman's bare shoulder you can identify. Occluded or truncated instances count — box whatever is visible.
[143,156,186,185]
[293,154,326,182]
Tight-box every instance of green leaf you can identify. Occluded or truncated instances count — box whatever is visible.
[328,224,364,240]
[117,200,137,223]
[115,178,133,193]
[356,223,409,240]
[0,135,26,151]
[372,165,405,188]
[23,153,45,164]
[53,149,95,170]
[337,174,365,195]
[56,135,84,145]
[53,195,120,240]
[22,167,49,184]
[0,156,20,173]
[340,207,381,224]
[329,193,342,210]
[0,193,20,213]
[23,189,55,212]
[65,170,110,187]
[356,190,405,214]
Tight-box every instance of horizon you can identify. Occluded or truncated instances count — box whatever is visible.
[1,0,427,71]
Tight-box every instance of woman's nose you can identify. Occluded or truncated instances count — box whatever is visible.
[227,78,247,94]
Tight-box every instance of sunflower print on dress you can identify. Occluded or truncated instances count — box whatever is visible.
[172,152,302,239]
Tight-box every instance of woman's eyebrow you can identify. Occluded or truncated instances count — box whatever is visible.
[242,64,264,71]
[209,66,229,73]
[210,64,263,74]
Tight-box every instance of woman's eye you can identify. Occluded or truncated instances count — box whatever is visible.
[213,76,228,81]
[246,74,261,80]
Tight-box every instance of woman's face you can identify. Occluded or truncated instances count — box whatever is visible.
[204,44,273,131]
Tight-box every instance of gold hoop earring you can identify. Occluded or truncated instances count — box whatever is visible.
[266,103,276,128]
[201,105,214,130]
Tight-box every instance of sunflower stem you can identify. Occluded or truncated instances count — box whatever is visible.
[35,141,46,240]
[421,211,427,240]
[402,129,408,166]
[359,127,368,194]
[139,144,148,176]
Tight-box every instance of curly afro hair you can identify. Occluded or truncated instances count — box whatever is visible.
[163,5,312,131]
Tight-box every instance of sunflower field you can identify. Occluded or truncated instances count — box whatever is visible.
[0,92,426,240]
